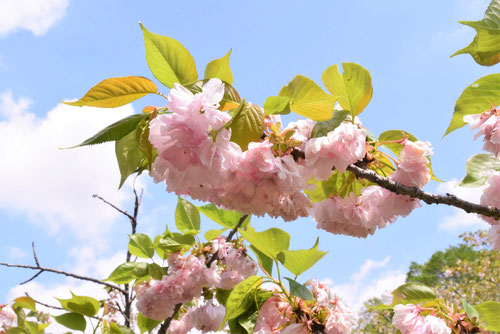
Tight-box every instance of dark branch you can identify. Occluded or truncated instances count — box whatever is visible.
[347,164,500,220]
[157,304,182,334]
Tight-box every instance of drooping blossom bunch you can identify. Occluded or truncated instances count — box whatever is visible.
[479,173,500,249]
[168,299,226,334]
[0,304,16,334]
[463,106,500,157]
[135,238,257,321]
[392,304,451,334]
[254,279,355,333]
[312,139,432,237]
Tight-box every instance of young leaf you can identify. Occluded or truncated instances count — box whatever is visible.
[115,130,146,188]
[147,263,167,280]
[105,262,149,284]
[310,110,350,138]
[63,76,157,108]
[156,233,195,253]
[279,75,335,121]
[378,130,418,156]
[445,73,500,136]
[322,63,373,118]
[140,23,198,88]
[474,301,500,330]
[263,96,291,115]
[135,115,155,167]
[12,297,36,312]
[204,228,227,241]
[228,102,265,151]
[53,312,86,331]
[277,238,327,277]
[198,203,245,229]
[451,0,500,66]
[67,113,147,148]
[129,233,155,258]
[284,278,314,301]
[460,153,500,187]
[57,292,100,317]
[137,313,161,334]
[249,245,273,276]
[239,227,290,260]
[175,197,201,234]
[204,49,233,84]
[223,276,262,323]
[462,299,479,320]
[391,283,436,306]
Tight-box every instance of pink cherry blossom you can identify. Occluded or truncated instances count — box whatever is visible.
[254,296,293,334]
[168,300,225,334]
[488,225,500,250]
[390,140,433,188]
[393,304,451,334]
[0,305,16,334]
[285,119,316,149]
[305,122,366,179]
[479,173,500,226]
[324,296,355,334]
[305,279,332,305]
[464,107,500,157]
[135,253,219,321]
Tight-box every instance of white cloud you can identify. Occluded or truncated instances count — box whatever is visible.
[0,91,139,247]
[436,180,488,231]
[0,0,68,37]
[328,257,406,313]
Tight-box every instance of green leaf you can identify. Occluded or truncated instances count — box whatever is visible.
[115,324,135,334]
[67,113,147,148]
[140,23,197,88]
[310,110,350,138]
[148,263,167,280]
[223,276,262,323]
[115,130,146,188]
[204,228,227,241]
[204,49,233,84]
[228,102,265,151]
[63,76,157,108]
[250,245,273,276]
[460,153,500,186]
[156,232,195,253]
[322,63,373,118]
[5,328,29,334]
[284,278,314,301]
[135,115,155,167]
[216,288,232,306]
[391,283,436,306]
[175,197,200,234]
[451,0,500,66]
[57,292,100,317]
[279,75,335,121]
[54,312,86,331]
[239,227,290,260]
[105,262,149,284]
[462,299,479,320]
[137,313,162,334]
[475,301,500,330]
[263,96,291,115]
[445,74,500,136]
[13,297,36,312]
[198,204,247,229]
[128,233,155,258]
[305,171,362,202]
[277,238,327,277]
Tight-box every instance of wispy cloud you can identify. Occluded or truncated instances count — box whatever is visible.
[0,0,69,37]
[326,257,406,312]
[436,180,488,231]
[0,91,138,248]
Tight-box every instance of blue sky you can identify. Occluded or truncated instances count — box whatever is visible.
[0,0,495,314]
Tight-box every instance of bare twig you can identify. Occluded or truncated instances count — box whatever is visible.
[25,293,65,311]
[347,164,500,220]
[92,194,134,221]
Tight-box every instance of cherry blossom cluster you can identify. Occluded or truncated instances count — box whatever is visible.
[480,173,500,250]
[135,237,257,321]
[464,106,500,157]
[254,279,355,333]
[149,79,434,229]
[0,304,16,334]
[312,140,432,237]
[392,304,450,334]
[169,299,226,334]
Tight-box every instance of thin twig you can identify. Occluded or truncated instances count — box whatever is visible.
[31,242,40,267]
[92,194,135,221]
[0,262,126,294]
[347,164,500,220]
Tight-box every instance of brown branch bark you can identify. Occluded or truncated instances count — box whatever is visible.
[347,164,500,220]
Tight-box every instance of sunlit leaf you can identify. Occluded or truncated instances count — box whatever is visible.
[223,276,262,323]
[445,74,500,136]
[175,197,200,234]
[277,238,327,277]
[198,204,246,229]
[310,110,349,138]
[205,49,233,84]
[460,153,500,187]
[54,312,86,331]
[129,233,155,258]
[239,227,290,260]
[63,76,157,108]
[475,301,500,330]
[263,96,291,115]
[284,278,314,301]
[57,292,100,317]
[140,23,198,88]
[13,297,36,312]
[228,102,265,151]
[279,75,335,121]
[137,313,161,334]
[322,63,372,117]
[115,130,146,189]
[391,283,436,306]
[105,262,149,284]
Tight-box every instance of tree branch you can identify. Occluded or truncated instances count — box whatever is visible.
[347,164,500,220]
